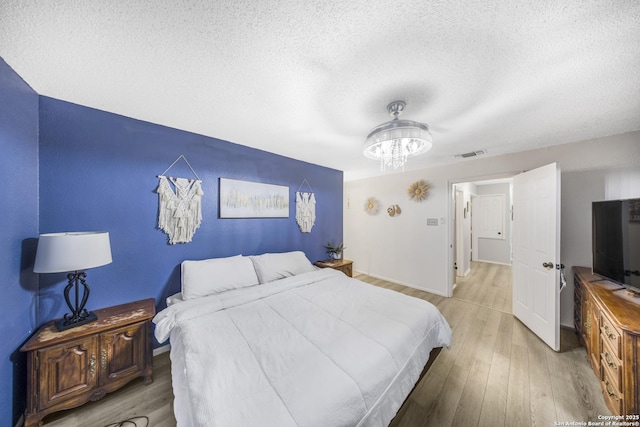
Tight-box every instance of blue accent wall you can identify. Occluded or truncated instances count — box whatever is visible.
[0,57,342,424]
[0,58,39,426]
[38,97,343,334]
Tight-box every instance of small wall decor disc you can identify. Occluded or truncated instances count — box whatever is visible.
[364,197,380,215]
[387,205,402,217]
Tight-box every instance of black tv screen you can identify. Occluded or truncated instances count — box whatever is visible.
[592,198,640,289]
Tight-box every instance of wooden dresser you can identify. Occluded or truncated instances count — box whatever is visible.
[20,298,155,427]
[574,267,640,415]
[314,259,353,277]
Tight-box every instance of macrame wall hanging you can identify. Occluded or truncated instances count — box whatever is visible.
[295,179,316,233]
[156,155,203,244]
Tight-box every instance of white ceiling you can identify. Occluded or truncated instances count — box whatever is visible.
[1,1,639,180]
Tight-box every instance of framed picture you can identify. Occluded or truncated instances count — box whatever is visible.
[219,178,289,218]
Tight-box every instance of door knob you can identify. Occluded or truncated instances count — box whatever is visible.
[542,262,554,269]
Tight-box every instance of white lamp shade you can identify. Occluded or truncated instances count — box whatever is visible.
[34,232,112,273]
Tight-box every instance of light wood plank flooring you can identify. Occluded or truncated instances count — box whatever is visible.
[44,262,609,426]
[452,261,512,314]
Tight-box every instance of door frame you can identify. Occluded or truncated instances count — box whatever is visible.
[447,173,516,297]
[454,188,464,279]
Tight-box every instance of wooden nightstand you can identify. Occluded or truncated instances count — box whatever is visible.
[20,298,155,427]
[315,259,353,277]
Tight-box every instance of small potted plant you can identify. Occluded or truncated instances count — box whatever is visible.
[324,242,345,261]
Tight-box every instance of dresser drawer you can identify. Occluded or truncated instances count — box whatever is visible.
[601,338,623,392]
[600,314,621,359]
[602,370,623,416]
[574,266,640,417]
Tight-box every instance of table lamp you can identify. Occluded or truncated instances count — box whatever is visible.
[34,231,112,331]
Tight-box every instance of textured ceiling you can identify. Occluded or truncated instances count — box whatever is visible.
[1,1,639,179]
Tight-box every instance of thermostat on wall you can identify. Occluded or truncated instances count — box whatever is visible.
[427,218,438,226]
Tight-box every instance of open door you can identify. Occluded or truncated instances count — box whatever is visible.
[512,163,561,351]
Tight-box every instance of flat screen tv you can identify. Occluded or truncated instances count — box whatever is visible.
[592,198,640,291]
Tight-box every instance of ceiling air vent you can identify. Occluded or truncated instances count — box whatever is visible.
[456,150,486,158]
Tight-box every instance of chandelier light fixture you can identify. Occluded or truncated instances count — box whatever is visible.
[363,101,433,172]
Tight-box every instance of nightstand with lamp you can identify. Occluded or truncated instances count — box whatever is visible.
[21,231,155,427]
[33,231,113,330]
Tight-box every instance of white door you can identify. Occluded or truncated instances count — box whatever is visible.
[512,163,561,351]
[475,194,505,240]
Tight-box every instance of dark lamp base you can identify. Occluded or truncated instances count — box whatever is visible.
[55,311,98,331]
[56,270,98,331]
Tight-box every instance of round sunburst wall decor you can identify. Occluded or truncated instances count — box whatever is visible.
[408,180,429,201]
[364,197,381,215]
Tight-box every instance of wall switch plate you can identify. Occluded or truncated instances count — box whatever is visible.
[427,218,438,226]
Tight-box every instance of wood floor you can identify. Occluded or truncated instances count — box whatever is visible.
[43,262,609,427]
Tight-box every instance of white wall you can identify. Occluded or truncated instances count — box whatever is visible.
[560,166,640,326]
[344,131,640,325]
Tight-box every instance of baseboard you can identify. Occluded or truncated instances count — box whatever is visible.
[153,344,171,356]
[456,267,471,278]
[476,259,512,266]
[353,270,448,297]
[560,323,576,331]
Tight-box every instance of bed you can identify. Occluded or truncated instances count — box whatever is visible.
[153,251,452,427]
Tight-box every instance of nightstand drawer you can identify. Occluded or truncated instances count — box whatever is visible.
[37,337,99,410]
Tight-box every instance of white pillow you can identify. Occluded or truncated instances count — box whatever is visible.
[181,255,259,300]
[249,251,315,284]
[166,292,184,306]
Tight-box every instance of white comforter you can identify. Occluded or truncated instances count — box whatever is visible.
[154,268,452,427]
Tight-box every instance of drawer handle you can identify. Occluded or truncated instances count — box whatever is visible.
[101,349,108,370]
[605,380,620,401]
[603,324,617,341]
[89,354,96,377]
[604,352,617,369]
